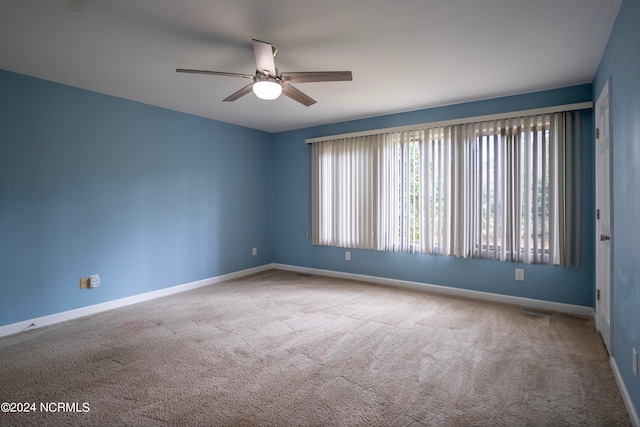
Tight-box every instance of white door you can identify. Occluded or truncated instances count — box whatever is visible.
[595,80,612,354]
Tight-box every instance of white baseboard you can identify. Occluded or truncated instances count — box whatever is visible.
[0,264,272,338]
[611,356,640,427]
[271,263,594,318]
[0,262,594,338]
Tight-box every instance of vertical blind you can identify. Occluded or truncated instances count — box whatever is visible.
[312,111,581,266]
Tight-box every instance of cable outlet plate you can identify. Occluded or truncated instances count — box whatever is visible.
[89,275,100,288]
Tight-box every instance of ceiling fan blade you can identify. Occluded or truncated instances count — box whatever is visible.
[176,69,254,79]
[223,83,254,102]
[280,71,353,83]
[282,84,316,106]
[252,39,277,76]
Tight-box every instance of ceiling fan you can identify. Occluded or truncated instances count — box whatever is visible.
[176,39,352,106]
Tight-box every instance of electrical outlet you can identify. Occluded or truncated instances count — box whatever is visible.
[633,348,638,377]
[345,251,351,261]
[252,247,257,256]
[515,268,524,281]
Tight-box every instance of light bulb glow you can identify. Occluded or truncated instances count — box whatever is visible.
[253,80,282,100]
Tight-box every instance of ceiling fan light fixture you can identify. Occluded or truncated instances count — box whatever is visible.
[253,79,282,100]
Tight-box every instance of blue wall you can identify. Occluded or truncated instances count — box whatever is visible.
[0,70,597,330]
[594,0,640,415]
[272,85,595,307]
[0,69,273,326]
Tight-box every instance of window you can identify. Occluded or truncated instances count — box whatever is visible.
[312,111,581,266]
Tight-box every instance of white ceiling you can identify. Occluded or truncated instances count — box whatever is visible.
[0,0,621,133]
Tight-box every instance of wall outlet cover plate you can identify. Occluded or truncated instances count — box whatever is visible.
[89,275,100,288]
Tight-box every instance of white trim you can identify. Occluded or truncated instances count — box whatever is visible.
[272,263,594,317]
[305,101,594,144]
[611,356,640,427]
[0,264,272,338]
[1,262,594,338]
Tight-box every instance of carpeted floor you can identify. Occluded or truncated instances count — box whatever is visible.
[0,269,631,426]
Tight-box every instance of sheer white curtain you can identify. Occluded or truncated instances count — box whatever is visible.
[312,111,580,266]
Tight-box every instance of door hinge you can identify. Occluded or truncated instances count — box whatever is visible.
[596,209,600,220]
[597,289,601,301]
[596,128,600,139]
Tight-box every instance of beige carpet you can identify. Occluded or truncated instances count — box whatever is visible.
[0,269,630,426]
